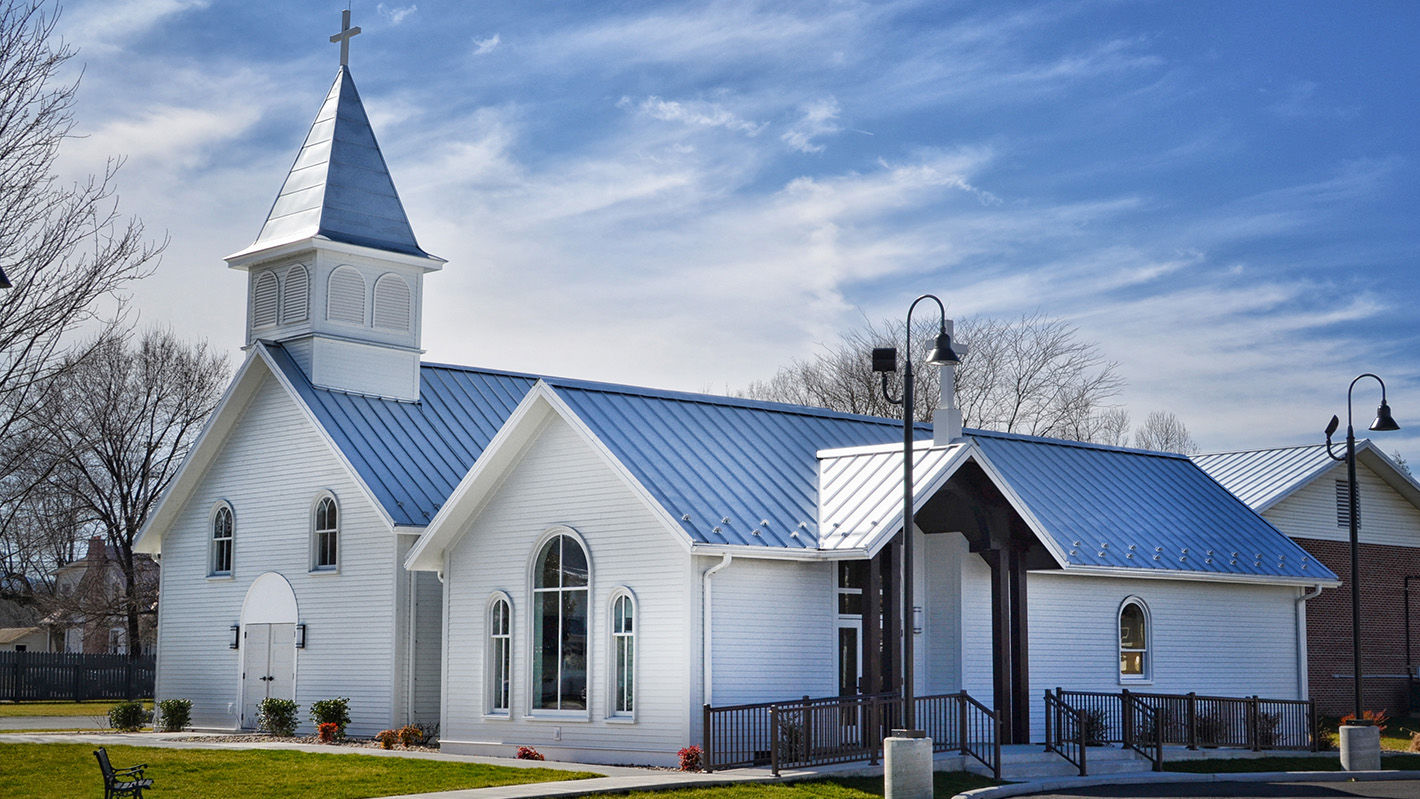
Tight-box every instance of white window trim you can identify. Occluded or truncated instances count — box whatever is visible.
[1118,596,1152,685]
[608,587,637,721]
[209,501,235,578]
[310,491,340,573]
[486,591,513,718]
[526,526,592,720]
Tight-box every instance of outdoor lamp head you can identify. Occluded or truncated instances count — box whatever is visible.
[1325,415,1340,439]
[1371,399,1400,432]
[926,332,960,366]
[872,347,898,373]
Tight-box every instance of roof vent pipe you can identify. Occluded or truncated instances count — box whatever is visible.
[932,319,968,446]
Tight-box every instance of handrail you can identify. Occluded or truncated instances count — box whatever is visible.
[958,691,1002,780]
[1052,688,1316,752]
[1120,691,1163,772]
[1044,690,1087,776]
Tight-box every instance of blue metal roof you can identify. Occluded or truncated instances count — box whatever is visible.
[267,344,535,525]
[972,430,1337,581]
[234,68,428,259]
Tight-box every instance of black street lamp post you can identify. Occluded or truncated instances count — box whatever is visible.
[1324,373,1400,723]
[872,294,959,732]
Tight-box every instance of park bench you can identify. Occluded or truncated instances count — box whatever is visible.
[93,747,153,799]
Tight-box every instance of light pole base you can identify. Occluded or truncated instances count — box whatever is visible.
[1340,725,1381,771]
[884,732,932,799]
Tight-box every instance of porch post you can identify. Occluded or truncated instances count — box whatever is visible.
[883,540,901,696]
[986,548,1014,744]
[865,550,883,696]
[1009,544,1031,743]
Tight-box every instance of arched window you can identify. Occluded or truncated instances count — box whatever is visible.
[488,594,512,715]
[326,265,366,325]
[372,273,412,332]
[610,591,635,717]
[210,503,234,576]
[281,264,310,324]
[312,495,339,571]
[252,272,279,328]
[1119,598,1150,680]
[531,533,588,711]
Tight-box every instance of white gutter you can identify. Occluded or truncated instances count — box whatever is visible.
[702,554,732,707]
[1295,584,1325,699]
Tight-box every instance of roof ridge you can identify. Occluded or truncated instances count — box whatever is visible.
[1195,442,1329,457]
[967,427,1190,459]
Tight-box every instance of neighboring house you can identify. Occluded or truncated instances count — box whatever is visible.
[1195,443,1420,716]
[45,536,158,655]
[0,627,48,652]
[135,57,1340,764]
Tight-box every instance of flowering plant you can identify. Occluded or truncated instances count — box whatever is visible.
[317,722,341,743]
[375,729,399,750]
[516,745,544,761]
[678,745,703,772]
[1340,709,1390,732]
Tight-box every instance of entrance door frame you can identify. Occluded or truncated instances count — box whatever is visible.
[238,572,300,730]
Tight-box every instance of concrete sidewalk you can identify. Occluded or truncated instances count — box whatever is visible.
[0,714,109,731]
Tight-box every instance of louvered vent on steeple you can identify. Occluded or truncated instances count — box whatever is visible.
[281,264,310,324]
[327,265,366,324]
[373,273,411,331]
[253,272,279,328]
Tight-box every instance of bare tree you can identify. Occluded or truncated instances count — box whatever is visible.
[742,312,1126,441]
[1133,410,1198,454]
[0,0,163,592]
[34,329,227,654]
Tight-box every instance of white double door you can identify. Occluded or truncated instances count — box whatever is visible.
[241,622,296,729]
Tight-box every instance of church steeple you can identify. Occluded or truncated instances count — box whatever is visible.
[227,13,443,402]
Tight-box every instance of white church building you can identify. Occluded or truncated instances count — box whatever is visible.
[136,45,1339,768]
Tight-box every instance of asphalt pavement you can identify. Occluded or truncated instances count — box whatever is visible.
[1014,778,1420,798]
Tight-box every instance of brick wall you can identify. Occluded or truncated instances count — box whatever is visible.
[1296,537,1420,717]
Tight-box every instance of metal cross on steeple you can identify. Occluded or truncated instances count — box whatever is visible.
[330,9,361,67]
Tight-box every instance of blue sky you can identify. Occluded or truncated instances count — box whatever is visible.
[52,0,1419,457]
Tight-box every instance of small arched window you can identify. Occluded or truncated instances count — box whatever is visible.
[210,503,234,576]
[610,591,635,717]
[312,495,339,571]
[1119,598,1150,680]
[252,272,279,328]
[532,532,588,711]
[488,594,512,715]
[327,265,366,325]
[372,273,412,332]
[281,264,310,324]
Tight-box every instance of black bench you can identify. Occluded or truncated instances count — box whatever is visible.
[94,747,153,799]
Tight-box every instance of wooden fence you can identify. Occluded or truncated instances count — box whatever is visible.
[0,652,155,701]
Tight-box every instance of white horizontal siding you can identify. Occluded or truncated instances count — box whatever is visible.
[1026,573,1301,740]
[922,532,964,695]
[441,416,691,766]
[960,552,995,707]
[308,337,419,401]
[1266,462,1420,547]
[153,372,400,735]
[413,569,442,723]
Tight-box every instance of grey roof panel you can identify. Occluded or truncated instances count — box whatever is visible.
[237,68,428,259]
[1191,445,1340,511]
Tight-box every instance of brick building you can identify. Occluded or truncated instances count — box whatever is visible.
[1196,442,1420,717]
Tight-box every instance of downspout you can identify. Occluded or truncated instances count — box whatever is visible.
[702,554,733,707]
[1295,584,1324,698]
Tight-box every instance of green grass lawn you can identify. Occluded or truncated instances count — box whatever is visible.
[611,773,998,799]
[1164,752,1420,773]
[0,700,150,718]
[1,742,599,799]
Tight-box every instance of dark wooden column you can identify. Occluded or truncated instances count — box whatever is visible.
[881,540,900,695]
[864,549,883,696]
[1009,543,1031,742]
[985,547,1014,743]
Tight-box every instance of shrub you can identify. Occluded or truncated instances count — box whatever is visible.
[412,720,439,747]
[1079,708,1109,746]
[309,697,351,738]
[1340,709,1389,733]
[157,698,192,732]
[317,722,340,743]
[1409,732,1420,753]
[375,729,399,750]
[1195,711,1226,746]
[678,745,702,772]
[398,724,423,747]
[258,697,299,737]
[1256,712,1281,748]
[515,745,544,761]
[108,699,147,732]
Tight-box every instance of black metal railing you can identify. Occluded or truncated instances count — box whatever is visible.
[1044,689,1087,776]
[1120,691,1163,771]
[705,691,1000,777]
[1050,688,1317,753]
[0,652,154,701]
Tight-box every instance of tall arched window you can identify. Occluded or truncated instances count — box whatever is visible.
[252,272,279,328]
[610,591,635,717]
[210,503,234,576]
[281,264,310,324]
[488,594,512,715]
[532,533,588,711]
[312,495,339,571]
[1119,598,1150,680]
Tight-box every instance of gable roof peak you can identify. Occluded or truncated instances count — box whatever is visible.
[228,67,431,262]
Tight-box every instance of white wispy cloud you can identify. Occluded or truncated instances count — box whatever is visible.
[473,33,501,55]
[377,4,419,26]
[62,0,210,53]
[619,95,766,136]
[781,97,841,153]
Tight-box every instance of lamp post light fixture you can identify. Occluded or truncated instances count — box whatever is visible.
[871,293,959,732]
[1324,373,1401,724]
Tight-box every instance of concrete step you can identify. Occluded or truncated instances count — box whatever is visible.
[966,746,1156,780]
